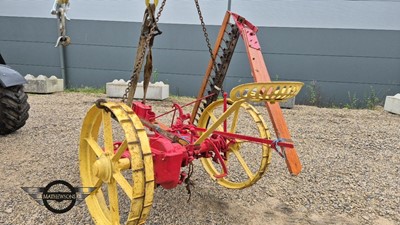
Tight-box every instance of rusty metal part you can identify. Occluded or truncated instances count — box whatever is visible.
[139,117,182,143]
[142,46,153,104]
[53,0,71,47]
[184,163,194,202]
[124,4,158,105]
[122,0,167,106]
[190,12,240,124]
[131,101,190,145]
[202,25,239,111]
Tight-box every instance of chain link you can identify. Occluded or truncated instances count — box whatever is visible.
[121,0,167,104]
[194,0,218,74]
[123,0,216,104]
[156,0,166,22]
[121,24,155,104]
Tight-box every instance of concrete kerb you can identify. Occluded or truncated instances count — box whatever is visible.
[106,79,169,100]
[24,74,64,93]
[384,93,400,115]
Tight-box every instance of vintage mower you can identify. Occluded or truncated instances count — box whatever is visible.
[79,1,304,224]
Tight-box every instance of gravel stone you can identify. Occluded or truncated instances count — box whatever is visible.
[0,92,399,225]
[4,208,13,214]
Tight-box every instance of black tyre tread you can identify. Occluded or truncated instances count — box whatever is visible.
[0,85,30,135]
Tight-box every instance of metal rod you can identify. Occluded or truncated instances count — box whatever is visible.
[228,0,232,11]
[223,92,228,132]
[53,0,68,89]
[194,127,295,148]
[155,93,216,119]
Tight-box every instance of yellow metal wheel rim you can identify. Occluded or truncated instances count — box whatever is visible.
[198,99,272,189]
[79,102,154,225]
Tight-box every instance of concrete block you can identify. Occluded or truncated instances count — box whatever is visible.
[106,79,169,100]
[106,79,128,98]
[279,97,296,109]
[384,94,400,115]
[24,75,64,93]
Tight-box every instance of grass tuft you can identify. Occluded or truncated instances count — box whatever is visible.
[65,86,105,94]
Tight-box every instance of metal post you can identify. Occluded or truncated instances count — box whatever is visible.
[52,0,69,89]
[58,46,67,88]
[228,0,232,11]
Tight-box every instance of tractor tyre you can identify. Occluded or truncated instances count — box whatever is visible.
[0,85,30,135]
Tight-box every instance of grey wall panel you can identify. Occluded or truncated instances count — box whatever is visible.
[67,68,132,88]
[1,16,399,107]
[67,20,141,47]
[259,27,400,58]
[64,45,136,71]
[0,17,57,42]
[153,73,204,97]
[152,49,210,76]
[265,54,400,85]
[67,20,220,51]
[297,82,399,107]
[155,23,220,51]
[0,41,59,67]
[5,65,61,78]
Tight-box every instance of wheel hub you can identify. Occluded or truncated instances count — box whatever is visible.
[93,155,113,183]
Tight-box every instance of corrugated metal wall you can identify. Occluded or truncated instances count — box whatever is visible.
[1,16,399,106]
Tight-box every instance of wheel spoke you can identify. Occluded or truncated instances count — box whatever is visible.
[102,110,114,155]
[231,147,254,179]
[196,100,244,145]
[113,172,133,200]
[207,111,224,131]
[224,151,230,167]
[86,138,104,157]
[230,108,240,133]
[91,178,111,219]
[107,179,120,225]
[112,140,127,161]
[96,190,111,220]
[92,177,104,191]
[198,100,270,189]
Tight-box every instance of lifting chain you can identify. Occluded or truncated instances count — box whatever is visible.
[121,0,167,105]
[156,0,167,23]
[194,0,218,75]
[184,162,195,202]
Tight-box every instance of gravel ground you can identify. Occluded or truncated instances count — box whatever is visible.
[0,92,399,225]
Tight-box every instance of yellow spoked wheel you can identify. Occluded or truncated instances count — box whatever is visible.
[198,99,272,189]
[79,101,154,225]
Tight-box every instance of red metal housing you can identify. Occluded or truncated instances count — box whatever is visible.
[149,134,186,189]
